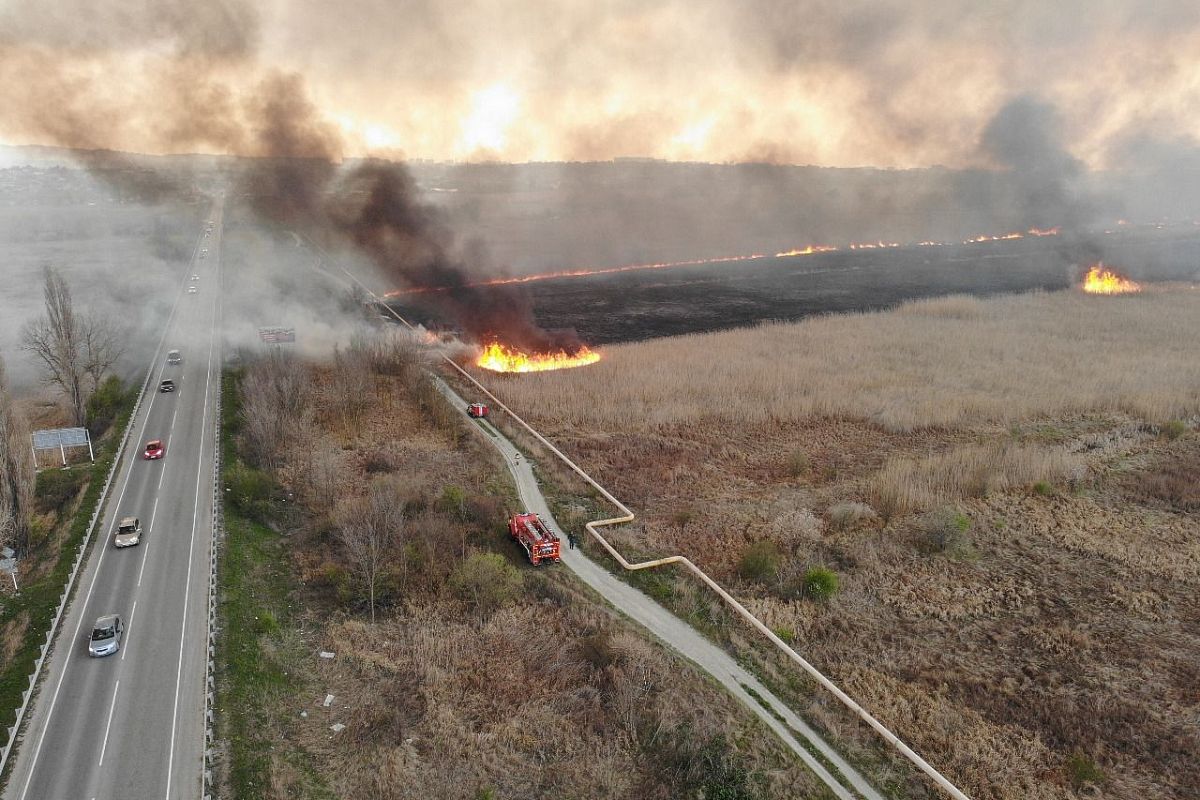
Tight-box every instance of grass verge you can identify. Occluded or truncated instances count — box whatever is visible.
[0,381,137,760]
[214,369,332,799]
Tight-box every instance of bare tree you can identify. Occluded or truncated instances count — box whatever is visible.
[21,267,123,426]
[23,267,86,425]
[80,312,124,392]
[335,477,406,622]
[329,343,372,434]
[304,441,343,513]
[240,351,314,471]
[0,357,35,554]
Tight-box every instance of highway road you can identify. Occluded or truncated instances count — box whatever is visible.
[4,205,222,800]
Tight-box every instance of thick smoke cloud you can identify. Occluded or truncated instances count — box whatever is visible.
[0,0,586,353]
[978,95,1103,268]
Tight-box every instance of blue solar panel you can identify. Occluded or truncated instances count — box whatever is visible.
[31,427,89,449]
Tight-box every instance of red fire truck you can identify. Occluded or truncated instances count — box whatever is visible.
[467,402,489,418]
[508,512,561,565]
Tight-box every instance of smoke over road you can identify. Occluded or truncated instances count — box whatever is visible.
[0,2,588,354]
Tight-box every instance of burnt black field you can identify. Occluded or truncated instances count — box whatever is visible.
[390,228,1200,346]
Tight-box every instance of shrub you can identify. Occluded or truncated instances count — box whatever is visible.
[671,508,695,530]
[1032,481,1054,496]
[86,375,131,436]
[738,540,781,583]
[784,449,810,478]
[802,567,839,601]
[772,626,796,644]
[436,485,468,521]
[917,508,975,557]
[34,467,89,515]
[1066,752,1105,788]
[828,502,878,530]
[362,452,396,474]
[1161,420,1188,440]
[225,461,277,524]
[449,552,522,615]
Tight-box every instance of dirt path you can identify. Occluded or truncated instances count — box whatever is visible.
[435,378,884,800]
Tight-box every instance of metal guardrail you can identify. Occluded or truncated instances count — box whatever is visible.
[202,371,221,800]
[0,221,207,786]
[0,341,156,777]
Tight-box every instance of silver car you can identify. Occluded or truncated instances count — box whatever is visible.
[113,516,142,548]
[88,614,123,657]
[167,349,182,365]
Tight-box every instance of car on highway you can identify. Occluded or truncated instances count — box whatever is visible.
[159,379,176,393]
[187,285,198,294]
[88,614,123,657]
[167,349,182,365]
[191,273,199,280]
[143,439,164,460]
[113,517,142,547]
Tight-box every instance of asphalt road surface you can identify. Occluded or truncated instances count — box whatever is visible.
[434,378,885,800]
[5,206,222,800]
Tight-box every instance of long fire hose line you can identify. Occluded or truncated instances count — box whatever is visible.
[310,245,973,800]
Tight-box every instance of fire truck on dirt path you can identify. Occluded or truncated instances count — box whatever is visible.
[508,512,562,565]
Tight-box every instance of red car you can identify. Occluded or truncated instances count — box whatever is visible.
[467,403,489,418]
[143,439,165,460]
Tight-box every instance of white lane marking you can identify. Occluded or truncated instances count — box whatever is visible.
[121,602,138,661]
[17,370,162,800]
[15,217,206,799]
[163,227,220,800]
[137,498,160,589]
[97,680,120,766]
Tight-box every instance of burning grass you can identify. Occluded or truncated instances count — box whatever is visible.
[475,341,601,373]
[487,289,1200,432]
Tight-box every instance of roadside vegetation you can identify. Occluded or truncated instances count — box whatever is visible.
[215,326,824,799]
[0,366,136,759]
[482,288,1200,800]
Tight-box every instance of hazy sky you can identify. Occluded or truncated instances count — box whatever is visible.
[2,0,1199,168]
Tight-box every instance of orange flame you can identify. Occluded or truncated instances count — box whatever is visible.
[1081,264,1141,294]
[476,342,601,373]
[775,244,839,257]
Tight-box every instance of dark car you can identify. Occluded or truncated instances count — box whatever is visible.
[159,379,176,393]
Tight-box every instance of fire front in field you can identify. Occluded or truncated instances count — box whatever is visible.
[1081,263,1141,294]
[476,342,601,373]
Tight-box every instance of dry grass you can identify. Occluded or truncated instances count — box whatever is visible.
[230,355,818,800]
[467,288,1200,800]
[487,289,1200,432]
[868,443,1082,519]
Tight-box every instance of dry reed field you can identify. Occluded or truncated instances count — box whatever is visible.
[222,347,821,800]
[492,288,1200,432]
[476,288,1200,800]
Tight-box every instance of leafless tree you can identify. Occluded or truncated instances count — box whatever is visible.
[21,267,123,426]
[335,477,407,622]
[240,351,313,471]
[0,357,35,554]
[304,441,342,513]
[80,312,124,392]
[23,267,86,425]
[329,343,372,434]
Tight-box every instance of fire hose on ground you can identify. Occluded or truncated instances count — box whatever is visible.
[311,242,974,800]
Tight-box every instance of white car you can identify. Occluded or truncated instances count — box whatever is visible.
[191,273,199,281]
[187,285,198,294]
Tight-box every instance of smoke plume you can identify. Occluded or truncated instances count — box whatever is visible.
[0,1,585,353]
